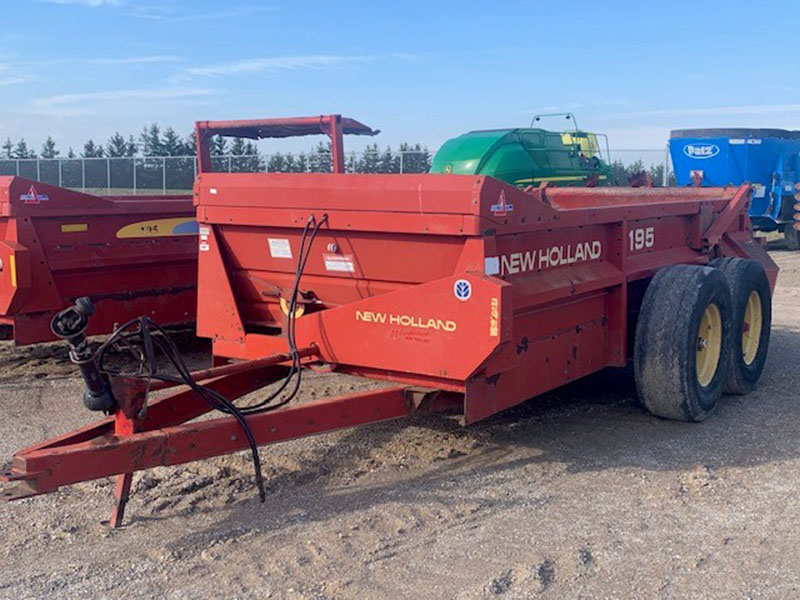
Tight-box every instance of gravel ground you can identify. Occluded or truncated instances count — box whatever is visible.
[1,249,800,599]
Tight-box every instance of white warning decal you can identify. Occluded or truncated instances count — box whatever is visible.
[323,253,355,273]
[268,238,293,259]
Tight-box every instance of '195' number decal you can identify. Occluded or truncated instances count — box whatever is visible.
[629,226,655,251]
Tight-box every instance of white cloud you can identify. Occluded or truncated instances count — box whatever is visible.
[0,77,29,86]
[41,0,121,5]
[186,55,371,77]
[32,87,213,116]
[35,87,211,108]
[126,5,272,22]
[524,102,585,114]
[86,55,181,65]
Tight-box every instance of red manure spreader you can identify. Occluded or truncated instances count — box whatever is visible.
[0,177,197,344]
[1,115,778,527]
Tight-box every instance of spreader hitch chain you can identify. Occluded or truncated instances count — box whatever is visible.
[51,297,115,413]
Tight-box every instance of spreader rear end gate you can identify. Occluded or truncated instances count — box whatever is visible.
[0,115,779,527]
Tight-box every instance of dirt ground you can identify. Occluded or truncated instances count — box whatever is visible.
[2,249,800,599]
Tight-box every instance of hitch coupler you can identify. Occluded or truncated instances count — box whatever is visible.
[50,297,115,412]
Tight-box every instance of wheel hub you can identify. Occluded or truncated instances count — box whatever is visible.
[742,291,763,365]
[696,303,722,387]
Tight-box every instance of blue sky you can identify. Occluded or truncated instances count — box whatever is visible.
[2,0,800,155]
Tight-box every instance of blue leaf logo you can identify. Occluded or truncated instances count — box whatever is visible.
[454,279,472,301]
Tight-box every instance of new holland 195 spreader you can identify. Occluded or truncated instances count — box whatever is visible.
[0,177,197,344]
[0,115,778,527]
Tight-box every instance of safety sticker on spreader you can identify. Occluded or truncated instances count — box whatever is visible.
[324,253,355,273]
[268,238,293,259]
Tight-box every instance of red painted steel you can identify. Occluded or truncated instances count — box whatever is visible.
[0,116,780,525]
[192,171,777,424]
[195,114,378,174]
[0,176,197,344]
[1,351,459,507]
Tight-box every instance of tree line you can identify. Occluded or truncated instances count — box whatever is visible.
[0,125,434,174]
[1,125,671,184]
[610,160,675,187]
[2,125,221,160]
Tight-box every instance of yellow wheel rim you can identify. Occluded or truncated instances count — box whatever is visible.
[742,291,763,366]
[696,303,723,387]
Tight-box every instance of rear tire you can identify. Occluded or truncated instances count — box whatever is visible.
[634,265,733,422]
[709,258,771,394]
[783,224,800,250]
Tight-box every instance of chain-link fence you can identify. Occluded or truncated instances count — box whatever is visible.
[0,148,673,195]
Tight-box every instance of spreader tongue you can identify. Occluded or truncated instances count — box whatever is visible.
[1,466,50,501]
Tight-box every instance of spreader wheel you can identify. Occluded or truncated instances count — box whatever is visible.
[783,224,800,250]
[634,265,733,422]
[710,258,772,394]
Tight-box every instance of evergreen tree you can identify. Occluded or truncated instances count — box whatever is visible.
[82,139,105,158]
[379,146,399,173]
[106,132,128,157]
[399,142,431,173]
[2,138,13,159]
[308,141,331,173]
[229,137,260,171]
[610,160,628,186]
[41,136,59,159]
[139,124,163,157]
[356,143,381,173]
[67,147,76,159]
[648,164,666,186]
[266,152,286,172]
[161,126,184,156]
[229,137,247,156]
[13,139,35,159]
[210,136,228,156]
[125,135,138,157]
[182,132,196,156]
[295,152,308,173]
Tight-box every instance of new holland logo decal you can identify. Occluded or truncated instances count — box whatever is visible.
[20,186,49,205]
[490,190,513,216]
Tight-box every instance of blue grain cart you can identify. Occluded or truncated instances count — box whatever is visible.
[670,128,800,248]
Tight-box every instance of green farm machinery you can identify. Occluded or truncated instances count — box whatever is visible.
[431,113,612,188]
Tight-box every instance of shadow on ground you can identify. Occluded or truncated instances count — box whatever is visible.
[157,322,799,547]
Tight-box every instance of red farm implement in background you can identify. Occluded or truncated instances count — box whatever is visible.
[0,177,197,344]
[1,115,778,527]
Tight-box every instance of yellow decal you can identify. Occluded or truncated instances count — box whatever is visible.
[280,297,305,318]
[490,297,499,337]
[9,254,16,288]
[115,218,199,239]
[356,310,457,332]
[61,223,88,233]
